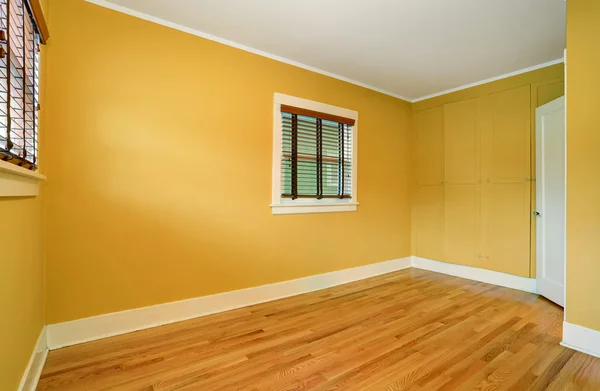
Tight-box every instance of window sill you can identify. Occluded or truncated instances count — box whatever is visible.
[0,159,46,197]
[271,201,359,215]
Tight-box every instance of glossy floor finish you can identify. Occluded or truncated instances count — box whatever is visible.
[39,269,600,390]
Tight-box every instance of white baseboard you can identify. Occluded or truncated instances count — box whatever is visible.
[561,321,600,359]
[46,256,543,350]
[411,256,537,293]
[46,257,412,349]
[18,326,48,391]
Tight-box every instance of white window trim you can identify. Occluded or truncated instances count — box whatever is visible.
[0,159,45,197]
[271,93,358,215]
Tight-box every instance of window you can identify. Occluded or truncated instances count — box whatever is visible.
[0,0,48,171]
[272,93,358,215]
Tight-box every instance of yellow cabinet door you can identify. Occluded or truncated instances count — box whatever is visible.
[444,99,479,184]
[481,86,531,277]
[443,99,481,267]
[416,185,444,261]
[415,107,444,185]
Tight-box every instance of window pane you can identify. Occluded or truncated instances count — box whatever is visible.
[280,110,352,198]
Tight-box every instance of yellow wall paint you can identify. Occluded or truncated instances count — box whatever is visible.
[0,198,45,390]
[565,0,600,331]
[43,0,413,323]
[412,64,564,278]
[0,2,48,389]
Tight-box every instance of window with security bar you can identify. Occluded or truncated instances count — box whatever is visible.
[280,105,354,200]
[0,0,48,171]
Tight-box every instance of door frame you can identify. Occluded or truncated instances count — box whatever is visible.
[563,48,568,320]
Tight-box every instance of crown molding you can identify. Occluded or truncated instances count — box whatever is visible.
[84,0,412,102]
[412,58,565,102]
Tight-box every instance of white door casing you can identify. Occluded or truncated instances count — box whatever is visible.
[535,95,566,307]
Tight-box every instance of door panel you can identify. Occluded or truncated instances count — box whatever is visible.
[489,86,531,183]
[416,107,444,185]
[530,80,565,277]
[443,98,481,268]
[444,99,478,184]
[481,86,531,277]
[536,96,565,306]
[481,182,530,276]
[416,185,444,261]
[444,184,481,268]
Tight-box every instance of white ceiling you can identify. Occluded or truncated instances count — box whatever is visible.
[96,0,566,101]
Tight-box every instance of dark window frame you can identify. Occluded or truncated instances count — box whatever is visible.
[0,0,47,171]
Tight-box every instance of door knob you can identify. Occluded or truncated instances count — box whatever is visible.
[533,211,540,217]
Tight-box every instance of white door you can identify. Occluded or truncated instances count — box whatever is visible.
[535,96,566,307]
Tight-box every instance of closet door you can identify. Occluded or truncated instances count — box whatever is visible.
[416,107,444,185]
[443,99,481,268]
[415,107,444,260]
[416,185,444,260]
[481,86,531,277]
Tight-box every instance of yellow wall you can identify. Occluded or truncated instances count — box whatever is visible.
[565,0,600,331]
[43,0,413,323]
[0,2,48,389]
[412,64,564,278]
[0,198,45,390]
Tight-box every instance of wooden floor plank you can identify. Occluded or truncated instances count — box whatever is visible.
[38,268,600,390]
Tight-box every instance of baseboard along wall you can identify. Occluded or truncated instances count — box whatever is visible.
[17,326,48,391]
[46,257,412,349]
[46,256,541,350]
[411,256,538,293]
[561,321,600,359]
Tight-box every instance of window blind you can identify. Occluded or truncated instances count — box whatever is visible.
[280,104,354,199]
[0,0,42,170]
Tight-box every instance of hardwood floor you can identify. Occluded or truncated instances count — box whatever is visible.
[38,269,600,390]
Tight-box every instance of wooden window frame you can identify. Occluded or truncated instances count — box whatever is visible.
[271,93,358,215]
[28,0,49,44]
